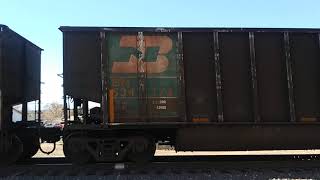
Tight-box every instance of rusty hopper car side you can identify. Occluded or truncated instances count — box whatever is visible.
[60,26,320,164]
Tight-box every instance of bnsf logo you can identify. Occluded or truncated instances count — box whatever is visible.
[111,35,173,74]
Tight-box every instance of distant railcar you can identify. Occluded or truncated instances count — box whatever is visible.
[60,26,320,164]
[0,25,59,165]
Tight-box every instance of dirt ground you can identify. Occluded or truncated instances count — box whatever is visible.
[34,141,320,158]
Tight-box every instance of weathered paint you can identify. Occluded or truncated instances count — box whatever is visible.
[108,89,115,123]
[0,33,2,130]
[284,32,296,122]
[60,26,320,125]
[100,31,108,126]
[301,117,317,122]
[0,90,2,130]
[192,117,209,123]
[111,35,172,73]
[213,32,224,122]
[249,32,260,122]
[106,32,180,121]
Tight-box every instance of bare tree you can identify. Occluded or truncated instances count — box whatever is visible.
[42,102,63,122]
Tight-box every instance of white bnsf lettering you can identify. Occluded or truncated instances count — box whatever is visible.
[156,105,167,110]
[152,99,167,105]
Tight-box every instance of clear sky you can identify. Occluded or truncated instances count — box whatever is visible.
[1,0,320,106]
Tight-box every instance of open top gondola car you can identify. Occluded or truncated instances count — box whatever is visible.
[60,26,320,164]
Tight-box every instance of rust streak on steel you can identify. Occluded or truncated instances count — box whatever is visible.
[0,90,2,130]
[318,33,320,62]
[108,89,115,123]
[284,32,296,122]
[100,31,108,126]
[213,31,224,122]
[249,32,260,122]
[62,31,68,125]
[0,31,2,130]
[177,32,187,121]
[137,32,147,120]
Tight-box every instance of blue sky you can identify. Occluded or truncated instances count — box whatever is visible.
[1,0,320,105]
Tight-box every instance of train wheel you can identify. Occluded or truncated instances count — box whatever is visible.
[19,136,40,160]
[127,136,156,163]
[0,132,23,165]
[63,134,92,164]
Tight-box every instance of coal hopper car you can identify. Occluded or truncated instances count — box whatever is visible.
[60,26,320,164]
[0,25,60,165]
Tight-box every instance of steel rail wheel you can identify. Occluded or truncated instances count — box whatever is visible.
[19,136,40,160]
[127,136,156,163]
[0,132,23,165]
[63,133,92,164]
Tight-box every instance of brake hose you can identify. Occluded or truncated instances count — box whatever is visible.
[39,141,56,155]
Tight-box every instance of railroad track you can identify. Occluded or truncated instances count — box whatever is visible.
[1,155,320,178]
[14,154,320,165]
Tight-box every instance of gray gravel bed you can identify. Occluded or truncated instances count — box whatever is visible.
[1,161,320,179]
